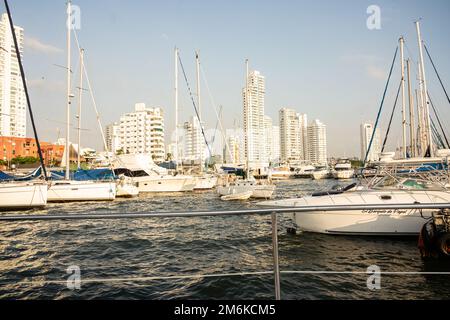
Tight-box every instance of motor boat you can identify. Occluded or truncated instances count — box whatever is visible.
[0,182,48,210]
[258,176,450,236]
[332,159,355,179]
[116,175,139,198]
[113,154,196,193]
[221,190,253,201]
[217,175,275,199]
[293,165,316,178]
[310,166,331,180]
[269,166,293,180]
[194,174,218,190]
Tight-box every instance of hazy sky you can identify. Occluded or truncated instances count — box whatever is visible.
[4,0,450,157]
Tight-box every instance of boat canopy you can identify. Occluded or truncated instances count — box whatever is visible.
[0,167,115,182]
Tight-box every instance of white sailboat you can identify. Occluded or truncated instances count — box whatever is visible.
[258,177,450,236]
[0,182,47,210]
[48,1,116,202]
[0,2,49,210]
[217,59,275,200]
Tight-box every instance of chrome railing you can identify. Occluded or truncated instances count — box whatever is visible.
[1,202,450,300]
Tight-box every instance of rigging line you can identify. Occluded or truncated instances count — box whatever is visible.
[424,44,450,105]
[364,46,399,166]
[200,65,234,162]
[430,118,445,149]
[3,0,48,180]
[177,52,213,159]
[381,80,402,153]
[427,91,450,148]
[211,105,223,148]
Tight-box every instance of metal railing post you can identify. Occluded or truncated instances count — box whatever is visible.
[271,212,281,300]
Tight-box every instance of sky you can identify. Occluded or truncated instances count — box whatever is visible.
[3,0,450,157]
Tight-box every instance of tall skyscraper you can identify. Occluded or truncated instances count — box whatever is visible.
[279,108,305,163]
[0,13,26,138]
[271,125,281,163]
[307,119,327,165]
[243,70,266,167]
[360,122,381,162]
[183,116,207,163]
[298,113,308,160]
[118,103,165,162]
[105,122,121,154]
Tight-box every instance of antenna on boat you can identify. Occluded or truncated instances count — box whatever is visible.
[3,0,48,180]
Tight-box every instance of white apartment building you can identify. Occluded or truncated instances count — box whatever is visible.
[279,108,305,163]
[308,119,327,165]
[118,103,165,162]
[298,113,308,160]
[360,122,381,162]
[263,115,280,163]
[183,116,207,163]
[105,122,121,154]
[271,125,281,163]
[0,13,26,138]
[224,135,241,165]
[243,70,267,167]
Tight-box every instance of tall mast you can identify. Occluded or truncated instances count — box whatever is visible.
[174,47,179,168]
[245,59,250,178]
[415,21,434,156]
[65,0,72,179]
[196,50,203,172]
[77,48,84,169]
[416,87,425,155]
[406,59,416,157]
[399,37,407,158]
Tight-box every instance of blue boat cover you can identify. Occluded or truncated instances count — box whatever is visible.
[0,168,115,182]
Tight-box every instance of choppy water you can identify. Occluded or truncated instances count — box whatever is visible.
[1,179,450,300]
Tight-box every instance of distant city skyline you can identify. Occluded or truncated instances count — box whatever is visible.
[2,0,449,158]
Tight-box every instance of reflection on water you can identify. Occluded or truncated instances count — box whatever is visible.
[1,179,450,299]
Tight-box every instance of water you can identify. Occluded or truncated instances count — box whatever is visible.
[1,179,450,300]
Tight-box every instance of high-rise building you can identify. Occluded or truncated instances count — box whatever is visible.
[307,119,327,165]
[243,70,266,167]
[183,116,207,163]
[279,108,305,163]
[224,135,241,165]
[360,122,381,162]
[298,113,308,160]
[0,13,26,138]
[271,125,281,163]
[105,122,121,154]
[118,103,165,162]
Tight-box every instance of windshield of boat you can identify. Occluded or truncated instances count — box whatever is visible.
[372,176,444,190]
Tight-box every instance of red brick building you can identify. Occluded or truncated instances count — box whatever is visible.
[0,136,65,168]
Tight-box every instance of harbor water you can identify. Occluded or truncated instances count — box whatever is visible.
[1,179,450,299]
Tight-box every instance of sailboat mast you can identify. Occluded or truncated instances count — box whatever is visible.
[415,21,434,156]
[406,59,416,157]
[174,47,179,168]
[399,37,407,158]
[245,59,250,178]
[196,50,203,172]
[66,0,72,180]
[77,48,84,169]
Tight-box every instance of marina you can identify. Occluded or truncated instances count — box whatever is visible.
[0,0,450,306]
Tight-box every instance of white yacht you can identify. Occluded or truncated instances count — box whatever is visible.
[194,174,218,190]
[0,182,48,210]
[217,176,275,199]
[293,165,316,178]
[113,154,196,193]
[270,166,293,180]
[310,166,331,180]
[332,159,355,179]
[258,177,450,236]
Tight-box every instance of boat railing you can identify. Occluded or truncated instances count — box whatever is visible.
[2,203,450,300]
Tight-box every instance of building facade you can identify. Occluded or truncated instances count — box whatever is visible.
[183,116,207,163]
[105,122,121,154]
[360,122,381,162]
[243,70,267,167]
[279,108,305,163]
[118,103,165,162]
[307,119,327,165]
[0,13,26,138]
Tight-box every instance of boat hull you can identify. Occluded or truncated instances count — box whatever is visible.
[194,176,218,190]
[332,170,355,179]
[135,176,196,193]
[0,183,48,210]
[252,185,276,199]
[48,181,116,202]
